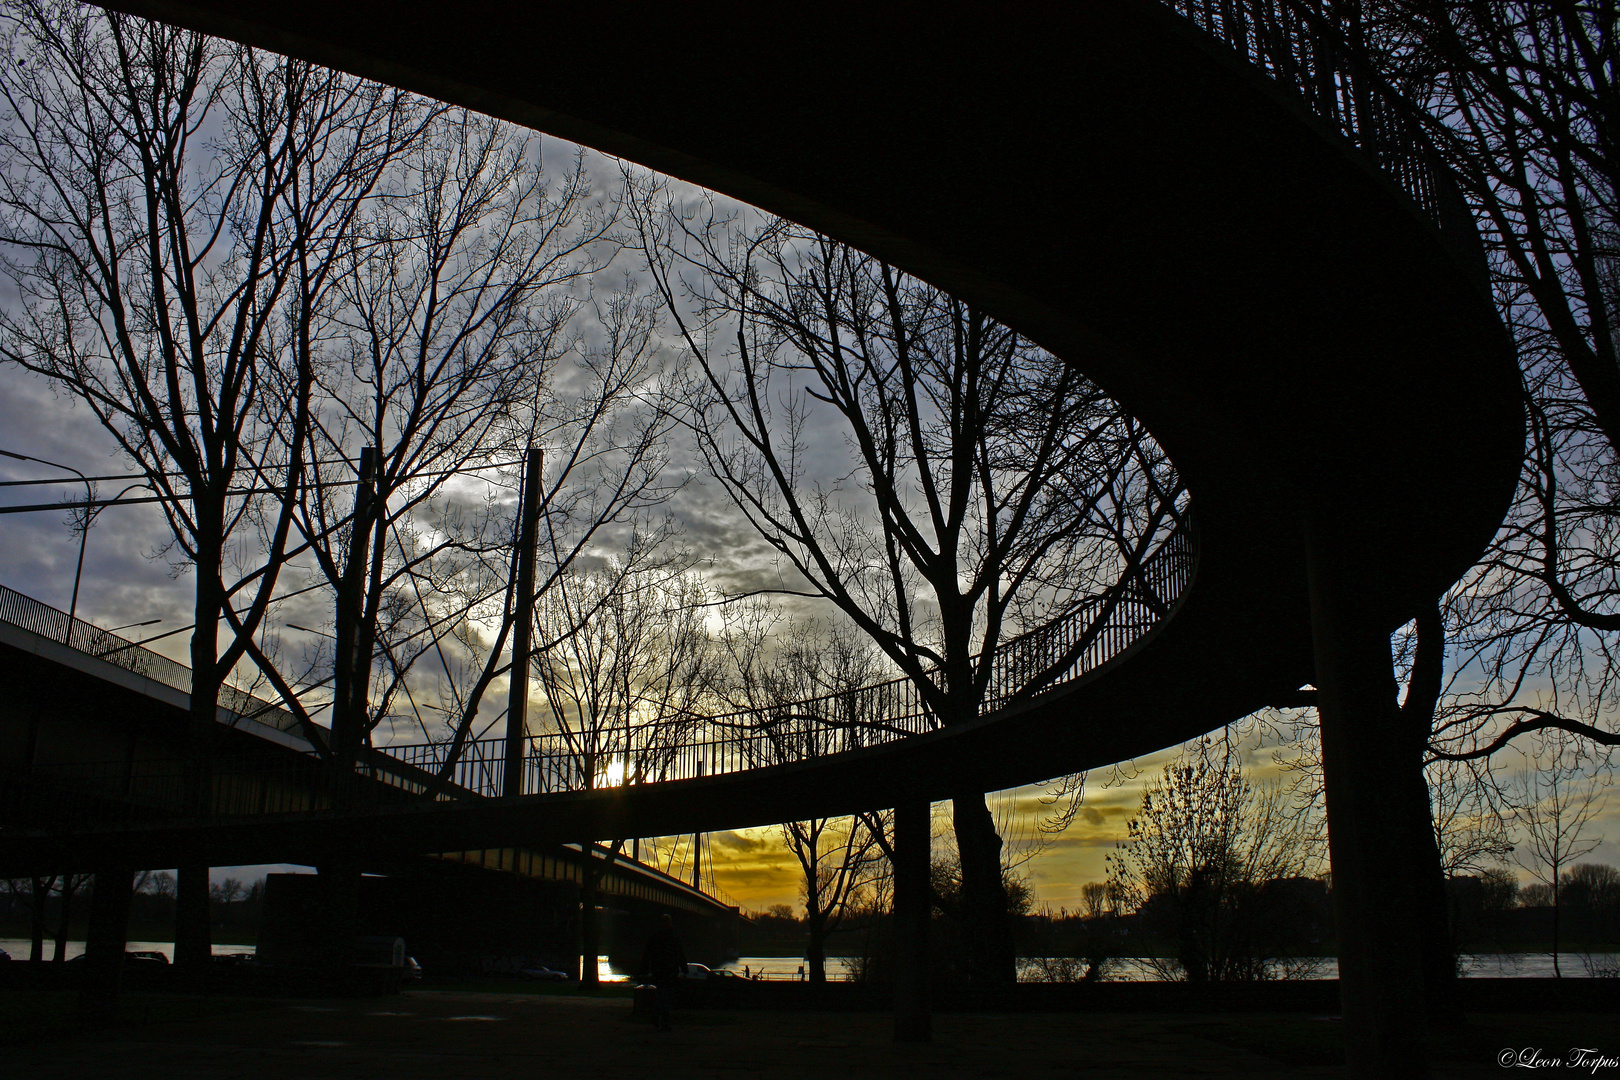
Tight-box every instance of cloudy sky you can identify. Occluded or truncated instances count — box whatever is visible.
[0,116,1613,914]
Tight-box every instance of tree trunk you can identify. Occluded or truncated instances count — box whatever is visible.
[330,448,376,807]
[1409,777,1460,1019]
[1308,523,1429,1078]
[806,910,827,984]
[174,865,212,982]
[1548,880,1561,984]
[177,527,224,984]
[186,528,223,818]
[1403,604,1460,1023]
[580,849,600,987]
[79,869,135,1025]
[952,788,1015,985]
[52,880,73,963]
[29,876,49,962]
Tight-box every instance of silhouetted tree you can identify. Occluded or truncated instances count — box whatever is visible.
[232,115,612,766]
[1560,862,1620,966]
[635,185,1184,985]
[719,616,892,983]
[1562,862,1620,910]
[1108,734,1324,982]
[0,2,435,970]
[1510,737,1606,976]
[1448,865,1521,957]
[1343,0,1620,796]
[532,554,715,984]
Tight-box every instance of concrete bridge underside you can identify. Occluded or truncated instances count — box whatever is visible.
[6,0,1524,874]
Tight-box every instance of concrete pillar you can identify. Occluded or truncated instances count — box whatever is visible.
[1306,525,1429,1078]
[892,797,931,1042]
[318,856,362,972]
[79,867,135,1024]
[173,864,211,987]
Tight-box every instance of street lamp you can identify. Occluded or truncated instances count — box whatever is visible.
[0,448,93,641]
[106,618,161,635]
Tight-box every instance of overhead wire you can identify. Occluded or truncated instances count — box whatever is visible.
[0,454,530,489]
[0,456,531,514]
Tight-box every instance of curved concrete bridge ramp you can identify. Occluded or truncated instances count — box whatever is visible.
[83,2,1521,849]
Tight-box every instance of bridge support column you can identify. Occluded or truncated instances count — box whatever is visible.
[174,864,211,987]
[318,856,362,973]
[892,797,931,1043]
[79,866,135,1024]
[1307,526,1429,1078]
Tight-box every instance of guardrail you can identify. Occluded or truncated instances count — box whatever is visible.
[0,585,303,737]
[389,518,1195,797]
[1162,0,1475,247]
[1,516,1194,821]
[0,745,449,831]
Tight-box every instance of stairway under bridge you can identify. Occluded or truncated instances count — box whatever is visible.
[15,1,1525,1069]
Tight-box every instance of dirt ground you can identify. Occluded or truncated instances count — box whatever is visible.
[4,988,1616,1078]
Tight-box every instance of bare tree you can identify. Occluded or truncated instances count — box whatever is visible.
[40,872,90,962]
[635,183,1184,984]
[230,112,626,780]
[25,874,53,962]
[531,551,715,983]
[718,615,893,983]
[1107,733,1325,982]
[1510,732,1607,977]
[1428,756,1515,876]
[533,544,711,794]
[1332,1,1620,763]
[409,290,679,783]
[0,2,433,968]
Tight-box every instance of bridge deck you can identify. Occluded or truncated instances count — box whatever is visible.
[0,1,1523,875]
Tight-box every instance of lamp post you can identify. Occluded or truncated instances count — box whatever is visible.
[0,448,93,640]
[106,618,161,635]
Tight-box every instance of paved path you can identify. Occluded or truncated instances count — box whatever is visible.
[8,989,1615,1077]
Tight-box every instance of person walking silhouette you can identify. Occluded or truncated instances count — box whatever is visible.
[639,914,686,1031]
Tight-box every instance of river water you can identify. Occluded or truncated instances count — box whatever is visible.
[671,953,1620,982]
[7,941,1614,981]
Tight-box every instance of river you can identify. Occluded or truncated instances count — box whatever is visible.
[7,941,1614,981]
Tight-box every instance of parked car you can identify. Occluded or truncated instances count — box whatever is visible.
[354,936,406,968]
[211,951,257,968]
[682,963,744,981]
[67,950,169,968]
[520,965,569,982]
